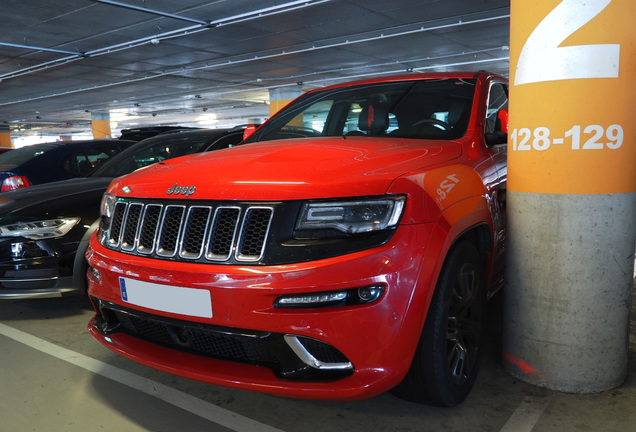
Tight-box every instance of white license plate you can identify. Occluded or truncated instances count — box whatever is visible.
[119,277,213,318]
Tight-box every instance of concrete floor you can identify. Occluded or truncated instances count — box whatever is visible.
[1,282,635,432]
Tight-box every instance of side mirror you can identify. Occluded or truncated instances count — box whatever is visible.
[243,124,259,140]
[485,109,509,146]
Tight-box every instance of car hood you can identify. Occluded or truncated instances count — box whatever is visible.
[0,177,112,219]
[108,137,463,200]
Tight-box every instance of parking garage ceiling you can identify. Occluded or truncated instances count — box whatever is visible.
[0,0,511,138]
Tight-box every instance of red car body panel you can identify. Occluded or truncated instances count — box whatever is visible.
[86,71,508,401]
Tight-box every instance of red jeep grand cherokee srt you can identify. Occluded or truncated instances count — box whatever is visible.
[87,71,508,406]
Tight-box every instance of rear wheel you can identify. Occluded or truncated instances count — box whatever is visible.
[393,241,486,406]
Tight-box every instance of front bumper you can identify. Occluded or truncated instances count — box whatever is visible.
[91,298,354,381]
[0,238,79,299]
[87,223,438,400]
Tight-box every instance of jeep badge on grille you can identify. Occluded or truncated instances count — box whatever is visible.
[167,183,196,197]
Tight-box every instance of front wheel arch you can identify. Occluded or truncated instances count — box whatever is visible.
[393,240,487,406]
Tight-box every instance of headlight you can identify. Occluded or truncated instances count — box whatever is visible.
[294,196,405,239]
[101,193,117,218]
[0,218,80,239]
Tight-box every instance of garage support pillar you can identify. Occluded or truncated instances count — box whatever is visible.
[503,0,636,393]
[91,111,111,139]
[0,125,12,149]
[269,87,302,117]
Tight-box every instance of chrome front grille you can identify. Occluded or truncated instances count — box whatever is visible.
[104,200,274,264]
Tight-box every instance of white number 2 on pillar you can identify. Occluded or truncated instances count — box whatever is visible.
[514,0,620,86]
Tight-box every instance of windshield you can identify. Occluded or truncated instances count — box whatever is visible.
[91,133,218,178]
[0,144,58,170]
[247,78,477,143]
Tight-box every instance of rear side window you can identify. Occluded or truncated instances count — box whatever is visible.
[0,144,57,170]
[64,144,124,176]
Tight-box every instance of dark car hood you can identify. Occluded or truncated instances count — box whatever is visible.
[0,177,113,219]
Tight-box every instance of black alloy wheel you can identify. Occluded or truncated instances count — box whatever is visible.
[393,241,486,407]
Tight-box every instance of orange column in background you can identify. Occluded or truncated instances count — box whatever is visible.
[269,99,291,117]
[0,126,12,149]
[92,112,112,139]
[269,86,302,123]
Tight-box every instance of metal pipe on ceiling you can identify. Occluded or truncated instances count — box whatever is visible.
[208,0,333,27]
[0,42,79,56]
[91,0,208,25]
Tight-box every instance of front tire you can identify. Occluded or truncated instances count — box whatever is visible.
[393,241,486,406]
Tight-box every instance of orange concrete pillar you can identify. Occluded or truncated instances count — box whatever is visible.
[269,87,302,123]
[92,112,112,139]
[503,0,636,393]
[0,125,12,149]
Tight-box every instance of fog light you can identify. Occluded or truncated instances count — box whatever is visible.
[358,285,383,302]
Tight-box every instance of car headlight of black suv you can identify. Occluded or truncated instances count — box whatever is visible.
[0,218,80,240]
